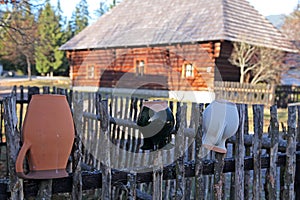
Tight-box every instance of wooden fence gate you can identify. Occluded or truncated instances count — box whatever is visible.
[0,86,299,200]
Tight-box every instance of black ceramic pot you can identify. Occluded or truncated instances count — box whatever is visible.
[137,101,175,150]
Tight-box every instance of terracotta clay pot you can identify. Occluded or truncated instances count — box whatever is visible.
[202,100,239,153]
[16,94,75,179]
[137,101,174,150]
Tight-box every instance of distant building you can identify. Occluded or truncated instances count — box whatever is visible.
[282,41,300,85]
[60,0,296,102]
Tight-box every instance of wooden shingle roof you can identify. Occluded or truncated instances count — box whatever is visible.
[60,0,297,52]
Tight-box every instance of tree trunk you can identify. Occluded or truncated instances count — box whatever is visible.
[26,54,32,81]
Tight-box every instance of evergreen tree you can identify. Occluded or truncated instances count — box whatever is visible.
[94,1,108,18]
[94,0,121,18]
[35,0,65,76]
[55,0,70,75]
[70,0,89,36]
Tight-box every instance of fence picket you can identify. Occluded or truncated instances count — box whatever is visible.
[252,104,263,199]
[214,152,225,200]
[266,105,279,199]
[235,104,245,200]
[3,95,24,200]
[99,99,112,200]
[1,86,300,199]
[195,103,204,200]
[296,106,300,199]
[244,105,251,200]
[175,104,186,199]
[283,105,297,199]
[72,92,83,200]
[153,150,163,200]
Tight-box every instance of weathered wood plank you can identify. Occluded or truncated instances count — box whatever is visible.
[195,103,204,200]
[243,105,251,200]
[214,152,225,200]
[175,104,186,199]
[283,105,297,200]
[98,99,112,200]
[265,105,279,199]
[3,95,24,200]
[153,150,163,200]
[72,92,84,200]
[295,106,300,200]
[252,104,263,199]
[234,104,245,200]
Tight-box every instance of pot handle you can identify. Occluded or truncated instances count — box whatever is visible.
[16,142,31,179]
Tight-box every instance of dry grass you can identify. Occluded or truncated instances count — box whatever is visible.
[247,106,288,133]
[0,76,71,88]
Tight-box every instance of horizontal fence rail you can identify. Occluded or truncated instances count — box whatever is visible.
[0,153,300,199]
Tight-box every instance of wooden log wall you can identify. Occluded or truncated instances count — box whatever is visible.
[215,41,240,82]
[68,43,218,91]
[0,86,300,199]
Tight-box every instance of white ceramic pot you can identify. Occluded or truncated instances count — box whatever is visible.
[202,100,239,153]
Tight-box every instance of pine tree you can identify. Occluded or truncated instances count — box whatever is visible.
[70,0,89,36]
[94,1,108,18]
[94,0,121,18]
[35,0,65,76]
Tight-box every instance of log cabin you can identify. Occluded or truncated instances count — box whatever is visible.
[60,0,296,102]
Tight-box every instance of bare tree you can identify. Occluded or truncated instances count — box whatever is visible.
[250,47,285,84]
[0,0,42,80]
[281,7,300,83]
[281,6,300,41]
[229,41,286,84]
[229,41,257,83]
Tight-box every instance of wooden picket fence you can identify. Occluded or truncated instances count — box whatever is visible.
[275,85,300,108]
[0,86,300,199]
[214,81,276,106]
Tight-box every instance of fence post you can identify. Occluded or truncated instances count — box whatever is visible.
[175,103,186,199]
[72,91,83,200]
[244,105,251,199]
[295,106,300,199]
[252,104,263,199]
[98,97,112,200]
[153,150,163,200]
[266,105,279,199]
[213,152,225,200]
[283,105,297,199]
[3,95,24,200]
[235,104,245,200]
[195,103,204,200]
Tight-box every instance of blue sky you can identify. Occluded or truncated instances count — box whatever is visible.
[50,0,299,23]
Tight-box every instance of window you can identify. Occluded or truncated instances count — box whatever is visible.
[135,59,145,76]
[182,63,194,78]
[87,65,95,78]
